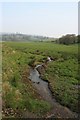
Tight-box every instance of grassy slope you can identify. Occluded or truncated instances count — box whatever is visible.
[43,59,78,112]
[2,43,51,118]
[2,42,79,117]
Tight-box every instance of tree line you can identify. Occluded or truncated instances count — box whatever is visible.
[55,34,80,45]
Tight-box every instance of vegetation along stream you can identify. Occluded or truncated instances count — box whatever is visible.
[29,63,78,118]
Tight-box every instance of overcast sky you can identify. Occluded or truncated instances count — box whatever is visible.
[1,2,78,37]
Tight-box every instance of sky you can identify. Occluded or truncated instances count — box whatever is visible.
[0,2,78,38]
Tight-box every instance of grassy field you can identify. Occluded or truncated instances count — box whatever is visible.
[2,42,51,118]
[2,42,79,117]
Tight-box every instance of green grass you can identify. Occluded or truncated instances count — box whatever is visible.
[43,59,78,112]
[2,43,51,117]
[2,41,79,117]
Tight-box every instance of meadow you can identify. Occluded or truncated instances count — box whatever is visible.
[2,41,79,117]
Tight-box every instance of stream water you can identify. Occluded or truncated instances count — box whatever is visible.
[29,66,55,104]
[29,65,78,118]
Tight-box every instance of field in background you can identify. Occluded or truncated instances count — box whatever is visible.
[2,42,79,117]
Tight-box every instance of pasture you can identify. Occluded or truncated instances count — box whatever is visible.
[2,42,79,117]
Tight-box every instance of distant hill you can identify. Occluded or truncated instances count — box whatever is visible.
[0,33,57,42]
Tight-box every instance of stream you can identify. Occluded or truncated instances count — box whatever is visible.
[29,64,78,118]
[29,65,55,105]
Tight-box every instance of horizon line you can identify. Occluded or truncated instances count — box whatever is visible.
[0,32,78,38]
